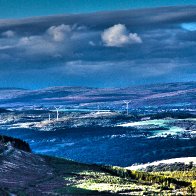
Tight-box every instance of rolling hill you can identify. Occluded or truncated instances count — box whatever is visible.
[0,82,195,109]
[0,135,195,195]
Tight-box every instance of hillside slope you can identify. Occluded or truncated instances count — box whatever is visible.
[0,136,196,195]
[0,82,195,108]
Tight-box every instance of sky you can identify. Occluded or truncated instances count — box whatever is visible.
[1,0,196,19]
[0,1,196,89]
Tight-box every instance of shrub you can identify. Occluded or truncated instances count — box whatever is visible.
[0,135,31,152]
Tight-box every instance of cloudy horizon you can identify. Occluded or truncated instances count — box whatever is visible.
[0,5,196,89]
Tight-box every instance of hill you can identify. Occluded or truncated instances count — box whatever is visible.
[0,108,9,113]
[0,82,195,109]
[0,135,195,195]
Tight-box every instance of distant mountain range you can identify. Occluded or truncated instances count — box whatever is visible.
[0,82,195,108]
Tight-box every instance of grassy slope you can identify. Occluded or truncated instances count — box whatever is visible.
[0,150,195,195]
[0,134,195,195]
[42,156,196,195]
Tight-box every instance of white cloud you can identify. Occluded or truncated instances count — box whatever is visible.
[181,23,196,31]
[0,45,15,50]
[89,41,96,46]
[16,24,74,56]
[47,24,72,42]
[0,24,92,58]
[1,30,15,38]
[18,36,58,55]
[101,24,142,47]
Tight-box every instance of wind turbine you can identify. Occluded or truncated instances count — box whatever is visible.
[123,100,130,115]
[97,105,100,114]
[54,106,61,121]
[48,113,51,123]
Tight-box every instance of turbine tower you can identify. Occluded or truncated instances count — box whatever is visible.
[48,113,51,122]
[54,106,61,121]
[97,105,100,114]
[123,100,130,115]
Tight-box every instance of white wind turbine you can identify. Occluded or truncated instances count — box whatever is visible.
[54,106,61,121]
[48,113,51,122]
[123,100,130,115]
[97,105,100,114]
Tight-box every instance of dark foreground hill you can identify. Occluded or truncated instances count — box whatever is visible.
[0,136,195,195]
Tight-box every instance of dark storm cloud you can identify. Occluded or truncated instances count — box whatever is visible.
[0,5,196,32]
[0,5,196,88]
